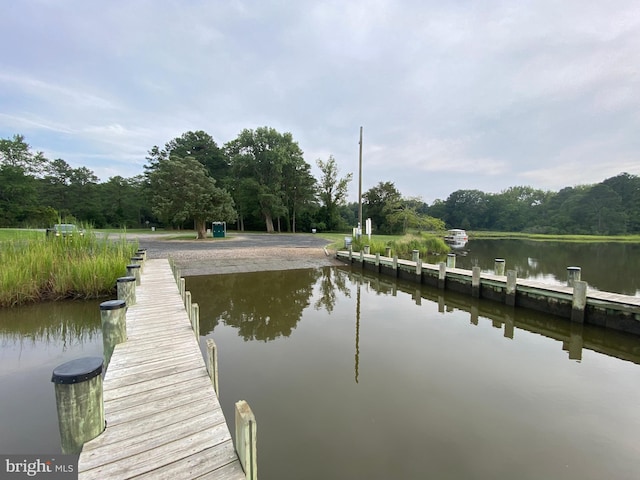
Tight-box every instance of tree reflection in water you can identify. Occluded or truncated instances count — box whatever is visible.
[189,267,352,341]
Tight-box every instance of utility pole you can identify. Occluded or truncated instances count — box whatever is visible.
[358,126,363,235]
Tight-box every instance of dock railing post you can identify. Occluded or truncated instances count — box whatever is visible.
[100,299,127,368]
[207,338,219,397]
[375,253,380,271]
[392,255,398,276]
[364,245,370,254]
[51,357,105,454]
[235,400,257,480]
[385,246,392,257]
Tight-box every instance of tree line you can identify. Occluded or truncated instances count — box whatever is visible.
[1,131,638,235]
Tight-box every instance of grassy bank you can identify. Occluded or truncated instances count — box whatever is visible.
[0,231,138,307]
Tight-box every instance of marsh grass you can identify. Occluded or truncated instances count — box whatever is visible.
[0,230,138,307]
[351,233,450,259]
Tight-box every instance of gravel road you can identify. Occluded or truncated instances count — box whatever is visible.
[126,232,344,276]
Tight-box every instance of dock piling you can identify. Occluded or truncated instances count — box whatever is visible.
[506,270,517,306]
[207,338,219,396]
[447,253,456,268]
[51,357,104,454]
[495,258,506,276]
[126,263,141,286]
[100,299,127,367]
[117,276,136,306]
[438,262,446,289]
[471,267,481,298]
[235,400,257,480]
[572,280,587,323]
[567,267,581,287]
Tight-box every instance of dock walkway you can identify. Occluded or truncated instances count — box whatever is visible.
[78,259,245,479]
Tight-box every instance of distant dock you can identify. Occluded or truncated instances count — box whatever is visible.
[336,249,640,335]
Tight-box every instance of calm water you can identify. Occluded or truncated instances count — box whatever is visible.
[1,240,640,479]
[187,267,640,480]
[0,300,102,454]
[449,239,640,295]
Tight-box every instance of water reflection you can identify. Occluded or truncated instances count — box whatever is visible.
[188,266,640,365]
[189,267,640,480]
[0,300,102,454]
[188,269,352,341]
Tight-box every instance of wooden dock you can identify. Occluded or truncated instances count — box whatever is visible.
[78,259,246,479]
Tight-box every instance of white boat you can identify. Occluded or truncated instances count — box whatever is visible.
[444,229,468,247]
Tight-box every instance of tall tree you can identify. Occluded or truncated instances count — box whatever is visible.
[316,155,352,231]
[363,181,402,233]
[0,134,46,176]
[226,127,306,233]
[282,157,316,232]
[146,131,229,182]
[148,156,236,238]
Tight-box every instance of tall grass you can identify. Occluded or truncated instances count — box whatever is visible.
[351,233,450,259]
[0,230,138,307]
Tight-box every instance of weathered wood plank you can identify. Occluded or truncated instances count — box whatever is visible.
[78,259,244,480]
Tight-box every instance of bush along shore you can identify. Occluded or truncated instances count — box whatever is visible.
[0,231,139,307]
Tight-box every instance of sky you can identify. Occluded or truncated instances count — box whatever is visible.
[1,0,639,203]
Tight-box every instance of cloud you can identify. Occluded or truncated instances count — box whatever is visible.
[1,0,639,200]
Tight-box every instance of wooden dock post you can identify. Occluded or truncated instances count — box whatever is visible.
[359,250,364,266]
[100,299,127,368]
[385,246,391,257]
[447,253,456,268]
[375,253,380,271]
[495,258,505,276]
[505,270,517,306]
[392,255,398,276]
[235,400,257,480]
[471,266,481,298]
[51,357,104,454]
[117,276,136,306]
[191,302,200,338]
[126,263,141,286]
[348,245,353,262]
[185,291,192,318]
[438,262,446,289]
[567,267,581,287]
[130,255,144,272]
[364,245,370,254]
[180,278,186,302]
[412,250,419,262]
[572,280,587,323]
[136,248,147,261]
[207,338,219,397]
